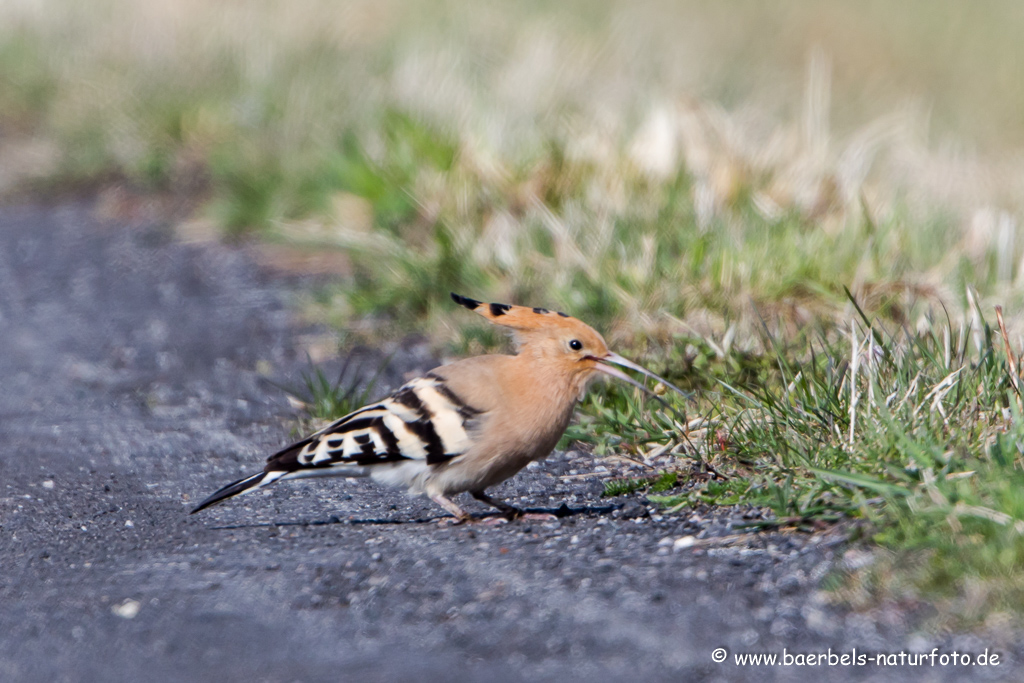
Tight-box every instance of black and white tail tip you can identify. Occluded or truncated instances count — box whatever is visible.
[190,471,284,514]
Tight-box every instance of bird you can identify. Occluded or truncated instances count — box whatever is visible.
[191,293,688,522]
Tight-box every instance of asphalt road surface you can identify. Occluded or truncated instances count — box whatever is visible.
[0,203,1019,682]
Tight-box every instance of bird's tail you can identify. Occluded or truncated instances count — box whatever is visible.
[190,470,285,514]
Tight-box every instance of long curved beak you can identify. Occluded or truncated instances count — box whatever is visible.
[586,352,691,418]
[600,353,689,399]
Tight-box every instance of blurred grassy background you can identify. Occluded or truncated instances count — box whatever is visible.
[7,0,1024,623]
[4,0,1024,342]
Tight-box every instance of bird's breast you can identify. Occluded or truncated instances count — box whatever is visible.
[428,385,578,494]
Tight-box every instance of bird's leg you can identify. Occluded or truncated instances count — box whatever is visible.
[471,491,523,519]
[431,494,471,524]
[472,491,558,522]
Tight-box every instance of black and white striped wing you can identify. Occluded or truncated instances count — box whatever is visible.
[268,374,482,473]
[189,374,484,514]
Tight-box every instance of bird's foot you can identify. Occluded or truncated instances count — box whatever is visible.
[467,492,562,523]
[436,515,471,526]
[495,509,557,523]
[439,515,516,526]
[470,491,527,521]
[517,512,559,522]
[431,494,472,525]
[468,512,555,525]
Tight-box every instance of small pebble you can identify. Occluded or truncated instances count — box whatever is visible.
[673,536,696,551]
[111,599,141,619]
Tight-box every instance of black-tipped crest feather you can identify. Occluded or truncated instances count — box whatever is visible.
[450,292,481,310]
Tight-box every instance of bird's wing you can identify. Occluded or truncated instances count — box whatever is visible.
[265,375,484,473]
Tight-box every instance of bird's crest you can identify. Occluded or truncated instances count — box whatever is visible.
[450,292,580,333]
[450,292,603,353]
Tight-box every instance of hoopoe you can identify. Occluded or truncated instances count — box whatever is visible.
[191,293,686,522]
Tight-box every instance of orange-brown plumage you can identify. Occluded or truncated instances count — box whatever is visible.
[192,293,686,522]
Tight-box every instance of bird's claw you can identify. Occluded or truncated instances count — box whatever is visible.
[436,515,471,526]
[498,509,558,523]
[517,512,559,521]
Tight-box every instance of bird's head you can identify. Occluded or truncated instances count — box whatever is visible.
[450,293,689,404]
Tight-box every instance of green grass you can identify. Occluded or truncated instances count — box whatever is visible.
[574,297,1024,625]
[603,472,680,498]
[5,1,1024,342]
[269,354,389,427]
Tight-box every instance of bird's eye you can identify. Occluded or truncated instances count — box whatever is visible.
[569,339,583,351]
